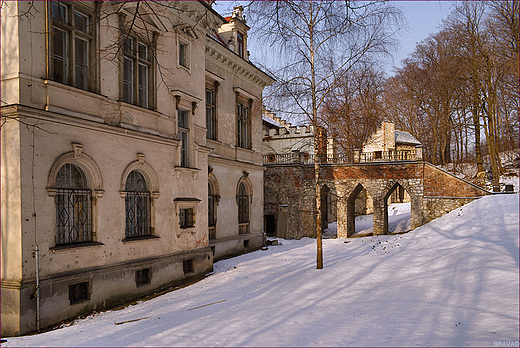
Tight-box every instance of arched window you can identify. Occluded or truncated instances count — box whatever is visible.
[125,170,151,239]
[55,163,92,245]
[237,182,249,235]
[208,181,217,240]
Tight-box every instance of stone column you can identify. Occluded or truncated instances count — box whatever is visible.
[415,145,423,160]
[292,150,300,164]
[372,196,385,235]
[353,149,360,163]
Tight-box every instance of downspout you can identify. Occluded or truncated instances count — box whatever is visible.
[34,245,40,332]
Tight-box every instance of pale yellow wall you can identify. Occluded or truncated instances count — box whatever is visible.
[1,118,23,283]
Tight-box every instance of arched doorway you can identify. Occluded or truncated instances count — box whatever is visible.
[347,183,374,236]
[383,182,412,234]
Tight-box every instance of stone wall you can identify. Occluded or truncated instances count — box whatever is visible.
[264,162,490,240]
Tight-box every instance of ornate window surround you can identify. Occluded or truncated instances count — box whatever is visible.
[47,143,104,247]
[120,153,160,241]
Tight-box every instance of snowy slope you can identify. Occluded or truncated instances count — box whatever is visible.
[3,194,519,347]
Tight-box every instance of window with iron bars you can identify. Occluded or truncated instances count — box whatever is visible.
[69,281,89,305]
[125,171,151,239]
[135,268,151,287]
[208,182,217,240]
[55,163,92,245]
[237,183,249,235]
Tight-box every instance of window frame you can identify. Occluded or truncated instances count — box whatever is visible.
[124,170,152,240]
[54,163,93,246]
[122,35,154,109]
[177,38,191,71]
[179,208,195,229]
[206,83,218,141]
[49,1,96,91]
[237,31,244,58]
[135,268,152,287]
[236,96,252,150]
[178,109,190,167]
[69,281,90,305]
[236,178,252,235]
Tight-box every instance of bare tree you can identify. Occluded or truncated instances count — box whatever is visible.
[322,62,386,161]
[248,0,402,268]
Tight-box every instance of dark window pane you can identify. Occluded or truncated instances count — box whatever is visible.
[74,11,89,33]
[138,63,148,108]
[52,2,68,23]
[124,37,133,54]
[56,164,87,189]
[138,43,148,61]
[52,29,68,83]
[179,43,187,67]
[125,170,147,192]
[75,38,88,89]
[123,57,134,103]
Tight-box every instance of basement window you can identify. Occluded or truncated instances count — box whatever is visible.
[135,268,151,287]
[183,259,194,275]
[69,281,89,305]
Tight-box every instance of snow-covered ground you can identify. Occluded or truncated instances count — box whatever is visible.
[3,195,519,347]
[324,202,411,238]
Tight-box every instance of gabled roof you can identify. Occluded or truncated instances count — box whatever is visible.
[395,130,421,145]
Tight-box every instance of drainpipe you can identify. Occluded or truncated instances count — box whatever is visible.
[35,244,40,332]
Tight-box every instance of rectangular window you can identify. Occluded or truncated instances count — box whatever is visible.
[123,37,152,108]
[237,32,244,58]
[178,110,189,167]
[206,88,217,140]
[69,282,89,305]
[183,259,194,275]
[179,208,194,229]
[50,2,93,90]
[237,101,251,149]
[135,268,151,287]
[179,42,188,68]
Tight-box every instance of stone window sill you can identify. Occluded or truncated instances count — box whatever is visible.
[51,241,104,252]
[122,235,161,243]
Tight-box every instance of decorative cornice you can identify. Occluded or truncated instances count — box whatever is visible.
[205,38,274,88]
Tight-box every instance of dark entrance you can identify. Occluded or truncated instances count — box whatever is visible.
[265,214,276,236]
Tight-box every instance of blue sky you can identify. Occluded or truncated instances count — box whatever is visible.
[213,0,457,74]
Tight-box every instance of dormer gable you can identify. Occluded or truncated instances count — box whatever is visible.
[217,6,250,60]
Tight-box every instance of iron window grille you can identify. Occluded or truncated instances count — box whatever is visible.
[238,183,249,234]
[208,182,217,240]
[55,163,92,245]
[135,268,151,287]
[69,282,89,304]
[183,259,194,274]
[125,171,151,239]
[55,188,92,245]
